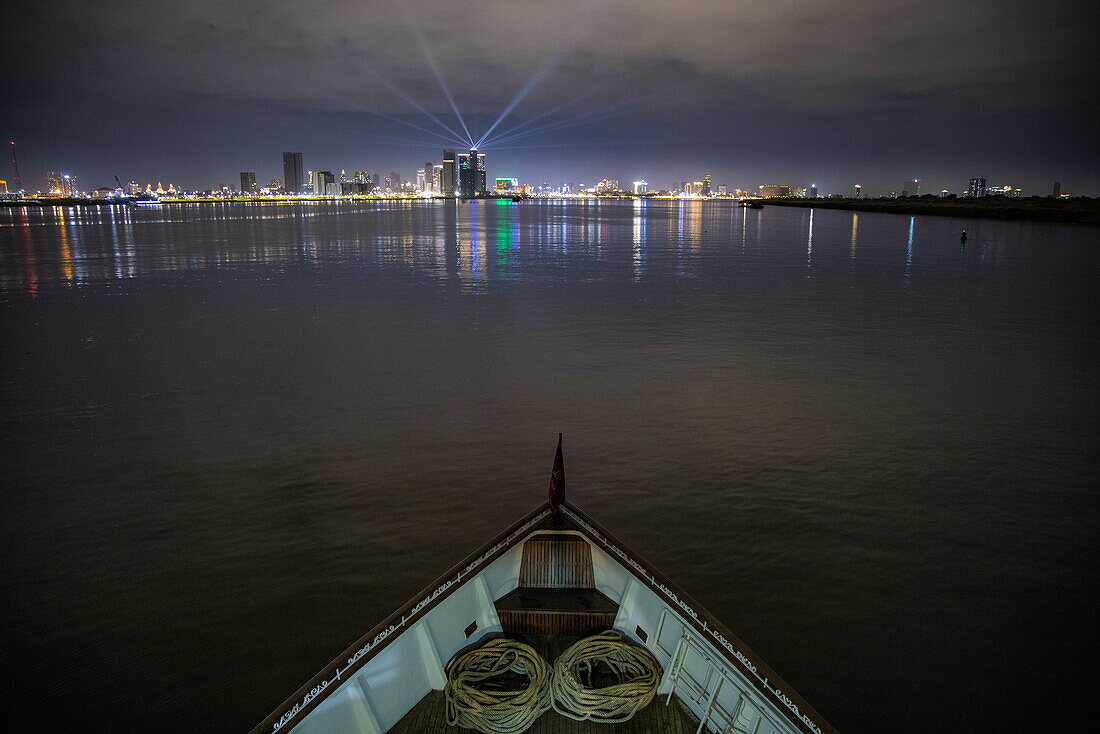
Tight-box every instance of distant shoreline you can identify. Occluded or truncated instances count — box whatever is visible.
[760,197,1100,224]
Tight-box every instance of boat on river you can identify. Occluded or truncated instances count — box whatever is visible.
[251,436,836,734]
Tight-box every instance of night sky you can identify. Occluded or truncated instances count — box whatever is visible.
[3,0,1097,195]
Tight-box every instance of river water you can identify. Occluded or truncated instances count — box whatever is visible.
[1,200,1096,733]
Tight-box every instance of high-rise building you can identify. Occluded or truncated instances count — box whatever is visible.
[759,185,791,198]
[422,161,434,193]
[458,148,486,197]
[441,150,457,196]
[702,175,712,197]
[901,178,921,197]
[853,184,862,198]
[283,152,304,193]
[968,177,986,198]
[1052,181,1061,197]
[240,172,257,192]
[314,170,335,196]
[46,172,63,194]
[809,184,818,198]
[59,174,79,197]
[633,180,648,195]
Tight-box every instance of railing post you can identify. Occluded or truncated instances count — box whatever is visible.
[695,677,724,734]
[665,635,687,705]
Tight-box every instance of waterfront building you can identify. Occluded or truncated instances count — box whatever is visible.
[809,184,818,198]
[1053,181,1061,197]
[46,172,63,194]
[314,170,335,196]
[269,178,283,191]
[283,152,304,193]
[854,184,862,198]
[0,180,6,193]
[422,161,435,193]
[717,185,728,195]
[682,181,703,196]
[441,150,457,196]
[759,185,791,198]
[458,149,486,197]
[55,174,79,197]
[633,180,648,195]
[702,175,712,197]
[968,177,987,198]
[901,178,921,197]
[986,185,1022,197]
[240,172,257,193]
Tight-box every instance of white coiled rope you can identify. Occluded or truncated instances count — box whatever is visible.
[444,638,553,734]
[550,630,662,723]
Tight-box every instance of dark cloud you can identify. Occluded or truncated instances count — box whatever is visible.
[3,0,1096,193]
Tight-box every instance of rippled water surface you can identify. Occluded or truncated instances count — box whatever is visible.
[1,200,1096,733]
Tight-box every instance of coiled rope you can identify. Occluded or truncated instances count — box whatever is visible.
[550,630,662,723]
[444,638,553,734]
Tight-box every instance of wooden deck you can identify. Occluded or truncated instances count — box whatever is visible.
[387,686,701,734]
[387,634,702,734]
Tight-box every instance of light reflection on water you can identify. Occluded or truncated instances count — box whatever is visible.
[0,200,1097,733]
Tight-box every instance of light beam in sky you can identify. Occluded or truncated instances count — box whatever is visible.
[398,0,475,146]
[474,25,587,147]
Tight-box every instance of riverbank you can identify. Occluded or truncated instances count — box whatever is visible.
[761,196,1100,224]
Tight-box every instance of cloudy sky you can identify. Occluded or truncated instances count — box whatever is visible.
[3,0,1096,194]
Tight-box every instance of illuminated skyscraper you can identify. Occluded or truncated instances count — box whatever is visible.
[421,161,434,193]
[47,171,63,194]
[314,170,335,196]
[240,172,256,192]
[702,175,712,197]
[282,152,304,193]
[633,180,648,195]
[809,184,818,198]
[458,148,486,197]
[968,177,986,198]
[441,150,457,195]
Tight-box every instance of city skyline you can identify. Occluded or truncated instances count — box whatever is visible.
[2,0,1096,196]
[9,145,1051,201]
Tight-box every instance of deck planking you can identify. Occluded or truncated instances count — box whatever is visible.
[387,688,699,734]
[388,635,699,734]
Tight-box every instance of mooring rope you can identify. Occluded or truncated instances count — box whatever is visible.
[550,629,662,723]
[444,638,553,734]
